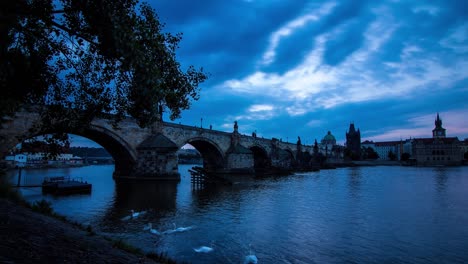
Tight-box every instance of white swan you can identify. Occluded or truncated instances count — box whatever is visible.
[120,209,147,221]
[244,244,258,264]
[150,227,161,235]
[143,223,161,235]
[163,223,194,234]
[193,245,213,253]
[193,241,214,253]
[173,223,194,232]
[131,209,147,218]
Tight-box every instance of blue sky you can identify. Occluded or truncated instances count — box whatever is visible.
[72,0,468,147]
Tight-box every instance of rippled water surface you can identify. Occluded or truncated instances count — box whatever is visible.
[9,165,468,263]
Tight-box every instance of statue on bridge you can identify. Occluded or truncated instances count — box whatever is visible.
[234,121,238,133]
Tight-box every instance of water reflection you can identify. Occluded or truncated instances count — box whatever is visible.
[433,168,448,193]
[347,167,362,199]
[113,181,178,213]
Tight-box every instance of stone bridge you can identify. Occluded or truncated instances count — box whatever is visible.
[0,110,312,180]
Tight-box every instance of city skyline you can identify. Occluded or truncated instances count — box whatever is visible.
[74,0,468,147]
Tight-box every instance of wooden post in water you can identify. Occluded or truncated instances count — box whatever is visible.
[190,166,206,189]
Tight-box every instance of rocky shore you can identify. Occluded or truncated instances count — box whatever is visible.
[0,198,159,263]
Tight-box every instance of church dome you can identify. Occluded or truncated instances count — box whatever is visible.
[323,131,336,142]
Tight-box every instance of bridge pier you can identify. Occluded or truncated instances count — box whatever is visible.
[125,133,180,181]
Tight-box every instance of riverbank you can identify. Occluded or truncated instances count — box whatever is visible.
[0,198,162,263]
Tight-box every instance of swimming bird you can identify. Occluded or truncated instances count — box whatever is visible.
[244,244,258,264]
[193,241,214,253]
[120,209,147,221]
[173,223,194,232]
[193,245,214,253]
[163,223,194,234]
[143,223,161,235]
[149,226,161,235]
[143,223,152,230]
[130,209,146,218]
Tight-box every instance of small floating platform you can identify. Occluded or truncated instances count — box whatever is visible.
[42,176,92,195]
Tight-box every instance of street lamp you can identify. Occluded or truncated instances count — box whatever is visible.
[200,118,203,128]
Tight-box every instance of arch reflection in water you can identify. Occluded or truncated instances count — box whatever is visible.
[111,181,178,220]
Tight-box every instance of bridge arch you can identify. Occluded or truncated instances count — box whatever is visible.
[249,145,271,170]
[4,123,137,177]
[78,125,137,176]
[186,137,225,171]
[284,148,295,161]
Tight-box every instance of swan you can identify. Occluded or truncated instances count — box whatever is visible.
[193,241,214,253]
[130,209,147,218]
[143,223,161,235]
[150,227,161,235]
[143,223,152,231]
[120,209,147,221]
[173,223,194,232]
[163,223,194,234]
[193,245,213,253]
[244,244,258,264]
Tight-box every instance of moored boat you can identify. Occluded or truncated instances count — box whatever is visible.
[42,176,92,195]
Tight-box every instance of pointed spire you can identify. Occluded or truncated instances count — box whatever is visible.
[349,123,356,133]
[435,112,443,128]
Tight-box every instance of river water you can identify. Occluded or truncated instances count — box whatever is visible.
[8,165,468,263]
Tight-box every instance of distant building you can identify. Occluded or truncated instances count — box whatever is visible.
[346,123,361,160]
[320,131,336,156]
[4,152,83,168]
[361,140,402,160]
[402,139,413,156]
[319,131,344,161]
[412,113,463,166]
[432,113,446,138]
[4,153,28,167]
[462,139,468,159]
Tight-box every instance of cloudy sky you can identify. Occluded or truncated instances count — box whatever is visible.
[74,0,468,147]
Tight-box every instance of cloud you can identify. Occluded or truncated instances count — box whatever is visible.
[234,104,277,121]
[155,0,468,145]
[261,1,337,65]
[412,5,440,16]
[248,104,274,112]
[364,109,468,141]
[306,119,324,128]
[220,3,468,120]
[440,22,468,53]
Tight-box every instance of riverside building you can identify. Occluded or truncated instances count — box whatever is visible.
[411,113,463,166]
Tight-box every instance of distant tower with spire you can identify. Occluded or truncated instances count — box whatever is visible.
[346,123,361,160]
[432,113,446,138]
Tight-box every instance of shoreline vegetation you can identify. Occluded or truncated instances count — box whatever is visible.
[0,170,181,264]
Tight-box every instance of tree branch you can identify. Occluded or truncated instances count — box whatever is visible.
[49,20,99,49]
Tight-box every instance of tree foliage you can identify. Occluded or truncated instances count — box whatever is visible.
[361,147,379,160]
[401,152,411,161]
[388,150,397,161]
[1,0,207,129]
